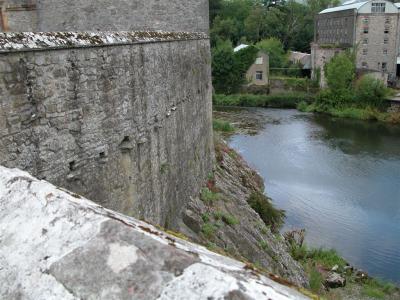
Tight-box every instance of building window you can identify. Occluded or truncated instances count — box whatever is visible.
[363,38,368,45]
[371,3,386,13]
[385,17,390,24]
[362,62,368,69]
[383,49,388,55]
[363,27,369,34]
[255,57,263,65]
[384,27,389,34]
[362,49,368,55]
[384,37,389,44]
[382,62,387,71]
[255,71,263,80]
[363,17,369,24]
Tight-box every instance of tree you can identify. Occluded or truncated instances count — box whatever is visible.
[256,38,287,68]
[355,75,388,107]
[212,41,258,94]
[325,52,355,92]
[210,16,239,46]
[244,5,266,42]
[210,0,224,26]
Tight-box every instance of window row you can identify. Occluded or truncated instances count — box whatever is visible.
[362,27,389,34]
[362,49,388,55]
[361,62,387,71]
[362,37,389,44]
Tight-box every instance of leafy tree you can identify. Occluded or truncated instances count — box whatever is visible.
[256,38,287,68]
[210,0,224,26]
[210,17,239,46]
[324,52,355,93]
[244,4,266,42]
[355,75,388,107]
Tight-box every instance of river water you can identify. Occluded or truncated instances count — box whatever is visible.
[227,108,400,284]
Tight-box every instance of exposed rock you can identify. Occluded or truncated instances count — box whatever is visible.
[180,137,309,288]
[331,265,339,272]
[0,166,310,299]
[325,272,346,288]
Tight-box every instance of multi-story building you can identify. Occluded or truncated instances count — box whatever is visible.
[312,0,400,86]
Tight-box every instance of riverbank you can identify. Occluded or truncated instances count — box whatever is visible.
[298,101,400,125]
[213,108,400,299]
[213,93,400,125]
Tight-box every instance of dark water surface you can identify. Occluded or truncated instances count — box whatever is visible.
[228,108,400,283]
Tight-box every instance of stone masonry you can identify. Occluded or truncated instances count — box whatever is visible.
[0,31,214,228]
[0,166,310,300]
[0,0,209,33]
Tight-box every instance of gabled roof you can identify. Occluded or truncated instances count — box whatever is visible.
[233,44,249,52]
[319,1,367,14]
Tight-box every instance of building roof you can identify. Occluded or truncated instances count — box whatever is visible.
[233,44,249,52]
[319,1,367,14]
[289,51,311,69]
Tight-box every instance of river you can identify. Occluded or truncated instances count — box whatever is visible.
[226,108,400,284]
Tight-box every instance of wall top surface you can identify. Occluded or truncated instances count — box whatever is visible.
[0,31,209,52]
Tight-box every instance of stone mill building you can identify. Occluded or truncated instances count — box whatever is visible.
[0,0,214,229]
[312,0,400,87]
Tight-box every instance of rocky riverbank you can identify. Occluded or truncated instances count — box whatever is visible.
[204,108,400,299]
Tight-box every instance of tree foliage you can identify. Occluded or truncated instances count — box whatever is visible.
[211,41,259,94]
[256,37,286,68]
[210,0,339,52]
[324,52,355,93]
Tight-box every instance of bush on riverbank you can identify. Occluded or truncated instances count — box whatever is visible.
[301,50,399,123]
[213,93,314,108]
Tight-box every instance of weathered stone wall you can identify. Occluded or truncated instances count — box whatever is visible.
[0,0,37,32]
[0,32,214,228]
[355,14,399,78]
[311,43,345,88]
[1,0,209,33]
[0,166,310,300]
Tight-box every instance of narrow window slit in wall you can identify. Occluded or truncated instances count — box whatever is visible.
[99,152,106,159]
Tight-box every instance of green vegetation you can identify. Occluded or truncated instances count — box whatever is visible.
[299,50,400,124]
[256,38,286,68]
[201,223,217,239]
[247,191,285,233]
[213,93,314,108]
[362,279,397,299]
[213,119,235,132]
[210,0,339,52]
[214,211,240,226]
[212,41,259,94]
[160,163,169,174]
[309,267,323,293]
[200,187,220,205]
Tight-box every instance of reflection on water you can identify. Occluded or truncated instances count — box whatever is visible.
[228,108,400,283]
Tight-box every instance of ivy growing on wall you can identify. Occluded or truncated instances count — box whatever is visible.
[212,41,259,94]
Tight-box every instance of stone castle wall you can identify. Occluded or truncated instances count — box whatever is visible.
[1,0,209,33]
[0,32,214,228]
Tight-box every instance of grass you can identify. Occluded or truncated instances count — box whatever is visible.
[289,242,346,269]
[298,100,400,124]
[361,279,398,299]
[213,118,235,132]
[247,191,285,233]
[213,93,314,109]
[201,223,217,239]
[213,211,239,226]
[309,267,324,293]
[200,187,220,205]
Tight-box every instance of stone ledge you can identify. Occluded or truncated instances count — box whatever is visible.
[0,166,310,299]
[0,31,209,53]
